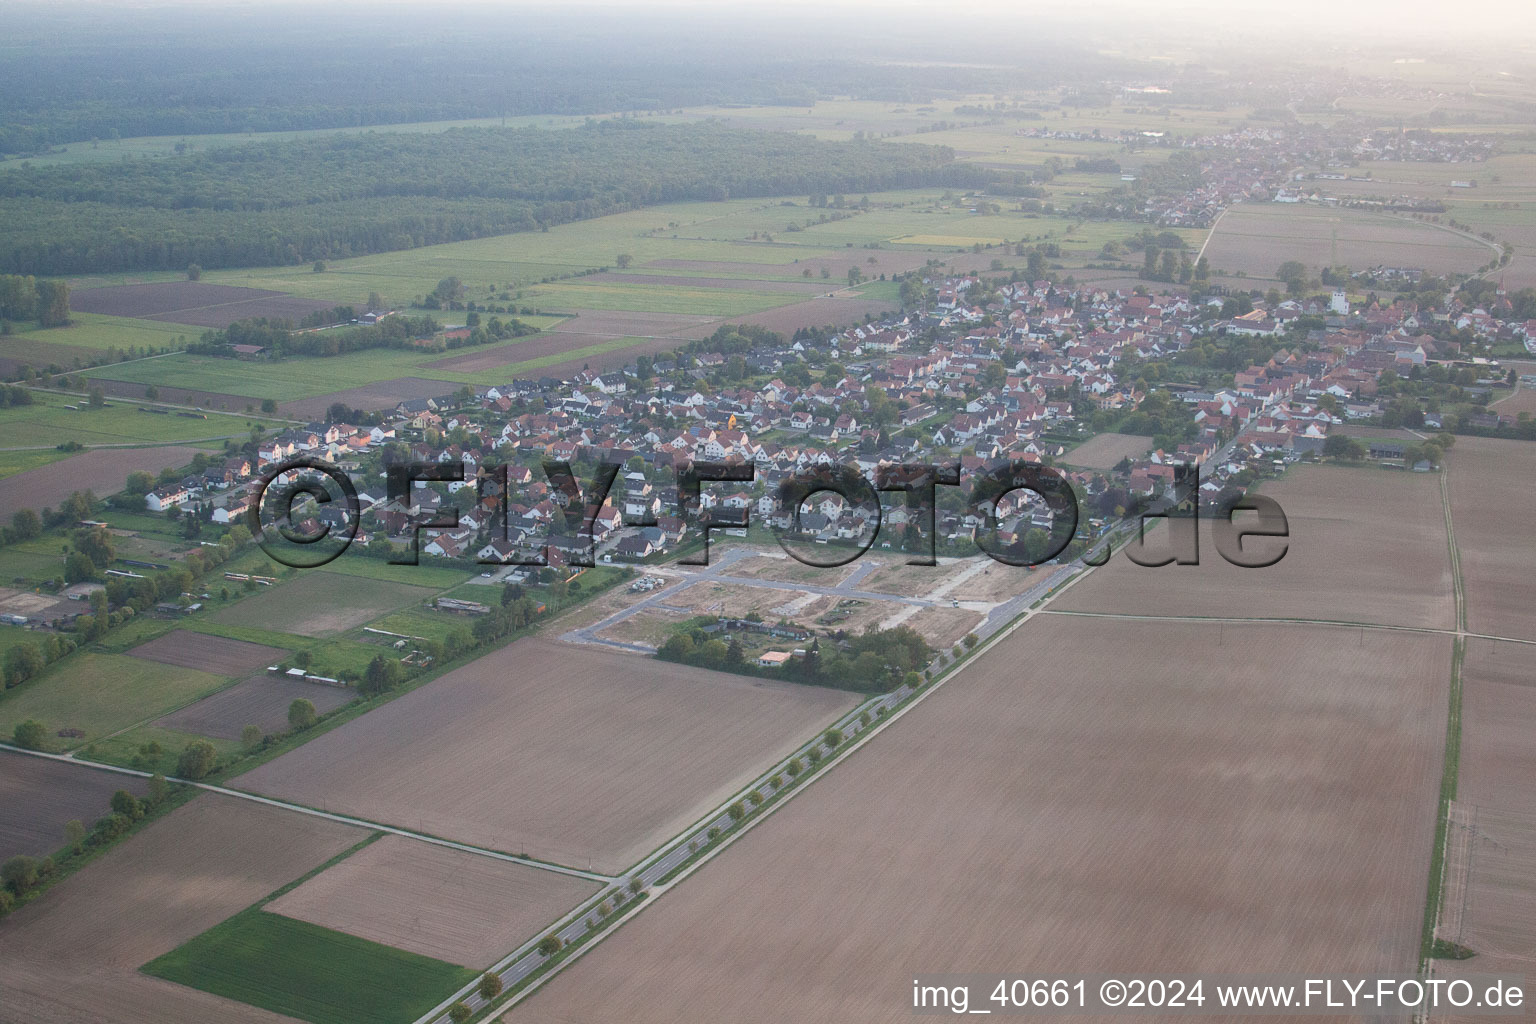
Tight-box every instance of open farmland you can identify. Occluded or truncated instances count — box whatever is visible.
[1061,431,1153,469]
[0,752,145,861]
[231,638,857,873]
[0,794,364,1024]
[210,571,439,638]
[157,675,357,740]
[0,391,249,448]
[1447,437,1536,642]
[1438,638,1536,987]
[264,835,598,968]
[508,617,1448,1024]
[1200,202,1491,280]
[0,652,230,747]
[128,630,289,675]
[69,281,337,328]
[0,445,210,521]
[1055,464,1454,629]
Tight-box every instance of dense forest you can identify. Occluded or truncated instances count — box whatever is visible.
[0,122,986,275]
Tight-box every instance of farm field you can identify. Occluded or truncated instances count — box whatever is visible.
[128,630,289,675]
[1446,437,1536,642]
[0,390,253,447]
[0,794,364,1024]
[70,282,337,328]
[146,895,476,1024]
[1054,464,1455,629]
[209,571,439,638]
[1061,430,1153,469]
[157,675,358,741]
[1436,638,1536,997]
[264,835,599,968]
[0,445,209,521]
[508,616,1449,1023]
[1199,202,1491,280]
[231,637,858,873]
[0,751,145,861]
[0,652,231,747]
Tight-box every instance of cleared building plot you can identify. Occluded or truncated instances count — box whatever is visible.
[722,552,860,587]
[511,617,1448,1024]
[0,794,364,1024]
[156,675,357,740]
[210,571,438,638]
[232,638,857,874]
[595,606,692,647]
[264,835,599,968]
[1056,464,1454,629]
[0,751,144,862]
[129,630,289,675]
[857,557,971,599]
[1061,431,1153,469]
[1447,438,1536,642]
[894,605,985,648]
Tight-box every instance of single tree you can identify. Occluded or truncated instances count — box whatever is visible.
[12,719,48,750]
[727,801,745,822]
[177,740,217,780]
[147,773,169,806]
[478,972,503,1000]
[537,933,564,957]
[288,698,318,731]
[615,253,633,269]
[448,1002,473,1023]
[241,724,262,749]
[110,789,144,820]
[186,264,202,281]
[1,855,39,894]
[64,819,85,854]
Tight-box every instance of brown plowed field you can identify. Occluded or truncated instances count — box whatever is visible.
[668,294,902,339]
[0,794,364,1024]
[264,835,598,968]
[278,376,458,419]
[1062,431,1153,469]
[0,446,207,521]
[231,637,857,873]
[1447,437,1536,641]
[69,282,334,328]
[644,252,941,277]
[0,752,145,862]
[1056,464,1454,629]
[128,630,288,676]
[582,272,825,294]
[509,617,1448,1024]
[156,674,357,740]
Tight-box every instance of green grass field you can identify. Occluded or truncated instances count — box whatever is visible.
[143,902,475,1024]
[0,652,230,747]
[6,314,196,352]
[80,723,245,774]
[0,448,71,479]
[209,569,438,638]
[0,391,261,446]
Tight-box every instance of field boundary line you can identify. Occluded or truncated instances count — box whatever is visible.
[0,742,616,884]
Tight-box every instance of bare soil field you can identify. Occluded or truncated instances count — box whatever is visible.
[1062,431,1154,469]
[670,580,810,620]
[509,617,1448,1024]
[1491,382,1536,419]
[946,562,1057,604]
[156,674,357,740]
[0,752,145,862]
[278,376,458,419]
[1056,464,1454,629]
[0,446,205,521]
[1200,202,1490,279]
[210,571,437,637]
[1447,438,1536,642]
[264,835,598,968]
[797,593,907,633]
[0,587,70,619]
[859,557,971,599]
[69,282,333,328]
[670,294,902,339]
[896,605,985,648]
[724,552,859,587]
[0,794,364,1024]
[231,637,857,874]
[594,606,691,647]
[128,630,288,676]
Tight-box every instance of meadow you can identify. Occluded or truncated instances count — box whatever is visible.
[0,390,259,446]
[144,901,476,1024]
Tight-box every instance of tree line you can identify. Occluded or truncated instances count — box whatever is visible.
[658,621,932,692]
[0,274,70,328]
[0,122,987,275]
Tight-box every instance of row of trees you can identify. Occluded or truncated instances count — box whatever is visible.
[0,122,987,275]
[658,622,932,692]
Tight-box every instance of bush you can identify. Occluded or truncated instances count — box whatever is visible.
[110,789,144,820]
[12,719,48,750]
[0,889,14,916]
[1,855,39,895]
